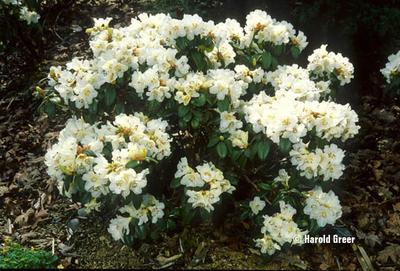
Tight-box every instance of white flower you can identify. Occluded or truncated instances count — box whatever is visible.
[381,51,400,83]
[181,172,204,187]
[254,235,281,255]
[219,111,243,134]
[19,6,40,25]
[108,215,131,242]
[249,196,266,215]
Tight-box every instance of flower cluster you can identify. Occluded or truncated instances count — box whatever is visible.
[243,9,308,51]
[174,158,236,212]
[304,186,342,227]
[46,9,309,112]
[108,194,165,242]
[45,114,171,199]
[307,45,354,86]
[244,91,359,146]
[254,201,308,255]
[290,142,345,181]
[381,50,400,83]
[265,64,330,101]
[2,0,40,25]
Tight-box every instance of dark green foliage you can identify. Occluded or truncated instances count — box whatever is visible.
[0,0,66,62]
[138,0,225,20]
[289,0,400,39]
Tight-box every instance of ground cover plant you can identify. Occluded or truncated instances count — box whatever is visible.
[37,8,361,260]
[0,240,58,269]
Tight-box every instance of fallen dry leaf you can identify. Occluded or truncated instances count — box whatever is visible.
[14,208,35,226]
[385,212,400,236]
[21,232,39,244]
[377,244,400,264]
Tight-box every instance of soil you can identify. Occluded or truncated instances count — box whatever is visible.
[1,0,399,270]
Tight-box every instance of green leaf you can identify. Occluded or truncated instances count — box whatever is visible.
[238,153,247,168]
[131,194,142,209]
[231,149,243,161]
[74,175,85,192]
[155,218,166,231]
[45,102,55,118]
[237,54,251,67]
[244,148,251,158]
[124,233,135,247]
[183,111,192,122]
[105,86,116,106]
[167,219,177,231]
[178,118,187,130]
[224,171,238,185]
[261,253,272,263]
[116,101,125,114]
[217,142,227,158]
[191,93,206,107]
[207,134,220,148]
[288,175,299,188]
[191,118,199,129]
[147,100,161,115]
[64,175,72,191]
[126,160,141,169]
[273,44,283,56]
[150,231,158,240]
[271,57,279,70]
[178,104,190,117]
[217,97,230,112]
[240,210,250,220]
[170,178,181,188]
[182,208,195,225]
[175,37,187,51]
[191,50,205,71]
[261,51,272,70]
[291,46,300,59]
[88,100,98,114]
[80,192,92,205]
[257,183,271,191]
[309,219,320,235]
[82,149,96,157]
[238,200,249,208]
[279,138,292,154]
[250,144,258,160]
[135,225,147,240]
[199,209,213,221]
[257,140,270,160]
[192,110,202,120]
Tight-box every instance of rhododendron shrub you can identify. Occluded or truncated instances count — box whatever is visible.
[40,9,359,256]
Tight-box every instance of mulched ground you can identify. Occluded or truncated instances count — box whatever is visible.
[1,1,399,269]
